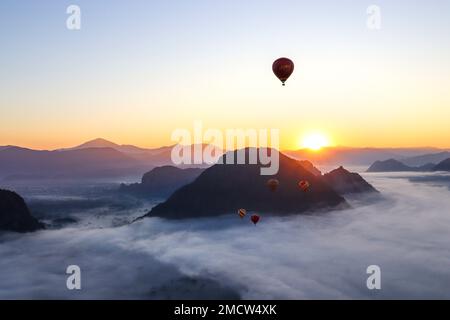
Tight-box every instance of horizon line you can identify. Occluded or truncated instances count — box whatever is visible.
[1,138,449,153]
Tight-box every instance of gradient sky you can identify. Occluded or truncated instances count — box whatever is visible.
[1,0,450,150]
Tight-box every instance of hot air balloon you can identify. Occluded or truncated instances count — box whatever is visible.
[267,178,279,192]
[251,214,260,225]
[272,57,294,86]
[298,180,310,192]
[238,208,247,219]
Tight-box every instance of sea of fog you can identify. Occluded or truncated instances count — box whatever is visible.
[1,170,450,299]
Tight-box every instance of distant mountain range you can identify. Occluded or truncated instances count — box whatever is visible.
[0,146,149,180]
[367,157,450,172]
[60,138,177,166]
[144,149,378,219]
[1,138,449,180]
[0,138,214,180]
[400,151,450,167]
[285,147,448,166]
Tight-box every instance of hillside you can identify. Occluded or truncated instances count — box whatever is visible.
[0,189,44,232]
[0,146,149,180]
[145,149,348,219]
[434,158,450,171]
[367,159,435,172]
[324,166,378,195]
[120,166,205,198]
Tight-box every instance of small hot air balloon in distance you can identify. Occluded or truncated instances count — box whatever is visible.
[272,57,294,86]
[267,178,279,192]
[238,208,247,219]
[298,180,310,192]
[251,214,260,225]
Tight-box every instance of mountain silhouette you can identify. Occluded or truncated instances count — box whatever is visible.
[367,159,435,172]
[323,166,378,195]
[72,138,122,149]
[3,139,446,180]
[285,147,443,166]
[433,158,450,171]
[0,189,44,232]
[67,138,172,155]
[0,146,147,180]
[401,151,450,167]
[145,149,348,219]
[63,139,219,168]
[0,139,222,180]
[120,166,204,198]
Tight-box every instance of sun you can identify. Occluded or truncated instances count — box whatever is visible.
[300,132,331,151]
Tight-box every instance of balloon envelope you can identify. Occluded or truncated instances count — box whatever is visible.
[272,57,294,85]
[298,180,310,192]
[251,214,260,225]
[238,208,247,218]
[267,178,279,192]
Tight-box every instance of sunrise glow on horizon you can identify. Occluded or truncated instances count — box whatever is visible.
[300,132,332,151]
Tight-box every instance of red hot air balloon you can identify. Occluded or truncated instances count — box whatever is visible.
[267,178,279,192]
[272,57,294,86]
[251,214,260,225]
[298,180,310,192]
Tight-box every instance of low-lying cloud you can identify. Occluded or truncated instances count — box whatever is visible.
[1,172,450,299]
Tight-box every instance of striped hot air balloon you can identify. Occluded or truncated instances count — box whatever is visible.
[298,180,310,192]
[238,208,247,219]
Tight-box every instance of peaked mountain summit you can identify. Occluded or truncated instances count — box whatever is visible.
[324,166,378,195]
